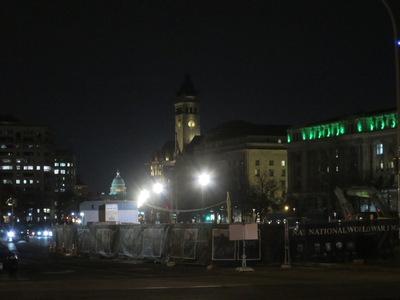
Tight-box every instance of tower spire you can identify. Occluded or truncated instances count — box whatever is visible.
[174,75,201,153]
[176,74,198,98]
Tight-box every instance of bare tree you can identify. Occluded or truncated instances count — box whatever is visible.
[243,172,285,223]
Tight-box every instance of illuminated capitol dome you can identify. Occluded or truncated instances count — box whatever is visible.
[109,170,127,197]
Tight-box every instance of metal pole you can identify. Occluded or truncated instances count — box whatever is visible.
[201,187,204,223]
[242,240,246,268]
[169,179,173,223]
[381,0,400,236]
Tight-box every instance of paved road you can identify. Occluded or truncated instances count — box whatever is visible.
[1,239,399,299]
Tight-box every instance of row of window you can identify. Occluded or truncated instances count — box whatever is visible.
[255,160,286,167]
[54,169,73,174]
[54,162,73,167]
[175,106,198,115]
[3,179,65,185]
[0,144,41,149]
[0,165,52,171]
[2,179,39,185]
[320,160,395,174]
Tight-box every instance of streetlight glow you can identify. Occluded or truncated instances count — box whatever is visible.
[153,182,164,194]
[197,172,212,223]
[198,173,211,187]
[138,189,150,208]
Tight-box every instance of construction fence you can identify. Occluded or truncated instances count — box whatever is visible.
[52,219,399,266]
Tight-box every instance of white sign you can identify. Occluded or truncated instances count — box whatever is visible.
[229,223,258,241]
[106,204,118,222]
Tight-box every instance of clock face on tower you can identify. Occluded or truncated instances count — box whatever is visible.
[188,120,195,128]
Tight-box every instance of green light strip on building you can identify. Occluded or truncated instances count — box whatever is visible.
[287,112,397,142]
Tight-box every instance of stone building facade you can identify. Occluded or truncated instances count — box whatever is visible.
[287,110,397,217]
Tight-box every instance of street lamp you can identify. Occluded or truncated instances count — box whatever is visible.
[137,189,150,208]
[153,182,168,223]
[152,182,164,194]
[198,172,211,222]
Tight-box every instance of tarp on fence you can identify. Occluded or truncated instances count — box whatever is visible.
[53,219,399,265]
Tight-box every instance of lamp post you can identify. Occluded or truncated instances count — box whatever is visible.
[198,173,211,223]
[137,189,150,209]
[137,189,150,223]
[137,183,166,223]
[153,182,165,223]
[381,0,400,232]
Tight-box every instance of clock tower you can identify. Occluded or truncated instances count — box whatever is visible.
[174,75,201,154]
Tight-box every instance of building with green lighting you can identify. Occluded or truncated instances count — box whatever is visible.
[287,110,398,219]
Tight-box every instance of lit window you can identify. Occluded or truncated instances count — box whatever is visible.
[16,180,20,184]
[36,166,41,170]
[1,166,13,170]
[61,170,66,174]
[44,166,51,172]
[377,144,383,155]
[60,163,66,167]
[30,180,34,184]
[54,163,59,167]
[54,169,59,174]
[281,160,286,167]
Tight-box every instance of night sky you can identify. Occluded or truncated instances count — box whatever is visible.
[1,0,399,194]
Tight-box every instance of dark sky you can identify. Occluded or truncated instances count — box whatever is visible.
[1,0,399,194]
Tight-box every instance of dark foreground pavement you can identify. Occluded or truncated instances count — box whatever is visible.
[1,254,400,300]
